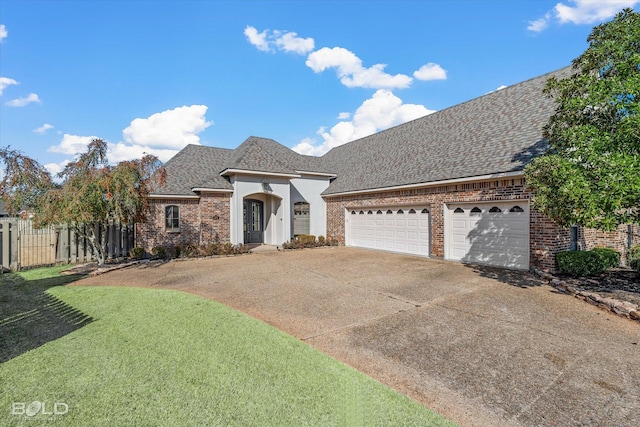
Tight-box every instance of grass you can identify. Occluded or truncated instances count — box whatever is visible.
[1,266,456,426]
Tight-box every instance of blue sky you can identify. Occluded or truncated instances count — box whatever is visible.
[0,0,637,175]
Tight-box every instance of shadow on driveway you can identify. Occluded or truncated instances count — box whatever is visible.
[463,263,546,288]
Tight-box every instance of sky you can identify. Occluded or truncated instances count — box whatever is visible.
[0,0,637,176]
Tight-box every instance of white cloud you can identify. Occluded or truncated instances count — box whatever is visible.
[33,123,54,134]
[244,26,271,52]
[47,136,181,169]
[555,0,638,24]
[274,31,315,54]
[5,92,41,107]
[48,134,98,155]
[44,160,70,178]
[0,77,18,96]
[527,12,552,32]
[47,105,212,167]
[0,25,7,43]
[244,26,314,55]
[485,84,509,95]
[306,47,413,89]
[107,142,179,163]
[292,90,434,156]
[528,1,638,31]
[337,112,351,120]
[122,105,212,149]
[413,63,447,81]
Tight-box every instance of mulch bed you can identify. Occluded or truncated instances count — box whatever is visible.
[559,267,640,307]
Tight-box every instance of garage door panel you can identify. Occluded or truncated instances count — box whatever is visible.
[452,220,467,229]
[452,234,466,243]
[447,202,529,270]
[347,207,430,256]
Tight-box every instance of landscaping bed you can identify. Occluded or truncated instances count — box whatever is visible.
[559,267,640,307]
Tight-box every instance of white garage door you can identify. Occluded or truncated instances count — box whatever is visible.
[447,201,529,270]
[346,207,430,256]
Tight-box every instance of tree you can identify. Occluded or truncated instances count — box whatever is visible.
[0,139,166,264]
[524,8,640,231]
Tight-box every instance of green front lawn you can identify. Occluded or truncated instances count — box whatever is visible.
[0,267,456,426]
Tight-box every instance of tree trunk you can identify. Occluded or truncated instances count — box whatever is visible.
[73,223,106,265]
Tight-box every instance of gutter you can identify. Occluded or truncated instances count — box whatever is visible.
[323,170,525,197]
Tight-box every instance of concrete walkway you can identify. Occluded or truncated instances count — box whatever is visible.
[76,247,640,426]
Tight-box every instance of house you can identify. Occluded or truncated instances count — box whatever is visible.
[137,67,638,271]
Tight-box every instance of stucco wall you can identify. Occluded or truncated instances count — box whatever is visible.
[228,174,332,245]
[230,176,290,245]
[290,175,330,238]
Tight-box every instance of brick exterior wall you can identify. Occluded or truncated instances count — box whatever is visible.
[324,178,635,271]
[136,193,231,252]
[578,224,640,265]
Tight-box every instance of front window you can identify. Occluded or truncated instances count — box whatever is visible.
[165,205,180,232]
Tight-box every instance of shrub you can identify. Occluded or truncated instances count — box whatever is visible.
[629,244,640,271]
[591,247,620,269]
[129,247,145,260]
[182,243,200,258]
[295,234,316,247]
[556,249,615,277]
[201,243,219,257]
[282,235,341,250]
[222,242,233,255]
[151,246,166,259]
[172,245,182,259]
[233,244,251,255]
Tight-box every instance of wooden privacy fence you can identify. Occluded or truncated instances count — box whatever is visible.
[0,219,135,271]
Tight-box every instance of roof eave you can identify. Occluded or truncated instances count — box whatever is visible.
[294,170,337,178]
[191,187,234,193]
[322,170,525,197]
[149,194,200,199]
[220,168,301,179]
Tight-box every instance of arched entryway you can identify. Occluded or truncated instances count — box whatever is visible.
[243,199,264,244]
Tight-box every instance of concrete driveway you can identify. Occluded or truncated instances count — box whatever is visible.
[77,247,640,427]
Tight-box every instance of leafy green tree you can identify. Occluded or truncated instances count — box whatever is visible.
[525,8,640,231]
[0,139,165,264]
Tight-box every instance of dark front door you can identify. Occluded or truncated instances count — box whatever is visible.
[243,199,264,244]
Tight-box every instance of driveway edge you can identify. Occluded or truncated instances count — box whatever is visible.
[532,268,640,322]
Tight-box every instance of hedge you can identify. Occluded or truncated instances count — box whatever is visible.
[556,247,620,277]
[629,244,640,272]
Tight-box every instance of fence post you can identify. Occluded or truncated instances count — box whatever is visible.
[1,221,10,270]
[10,220,18,270]
[108,220,116,259]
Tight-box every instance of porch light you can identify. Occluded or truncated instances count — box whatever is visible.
[262,179,273,193]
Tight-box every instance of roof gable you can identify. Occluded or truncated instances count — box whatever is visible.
[223,137,299,175]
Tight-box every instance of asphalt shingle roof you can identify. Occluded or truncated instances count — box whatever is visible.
[154,66,571,197]
[223,136,326,174]
[320,66,572,195]
[156,145,234,195]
